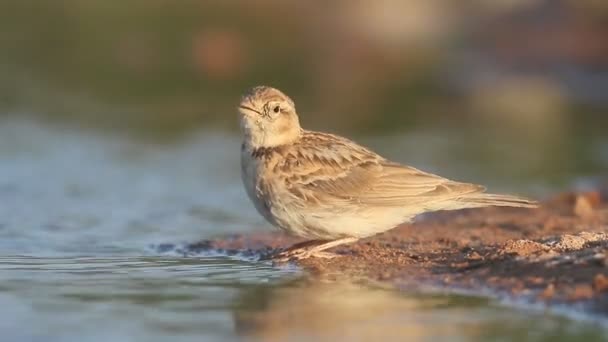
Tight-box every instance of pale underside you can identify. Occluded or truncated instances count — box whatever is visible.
[242,130,533,240]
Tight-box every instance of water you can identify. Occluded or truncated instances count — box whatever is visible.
[0,262,604,342]
[1,119,607,341]
[0,256,293,341]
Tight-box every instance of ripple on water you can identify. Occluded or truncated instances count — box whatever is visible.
[0,255,299,341]
[0,119,265,256]
[1,119,607,341]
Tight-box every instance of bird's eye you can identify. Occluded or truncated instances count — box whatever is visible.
[273,105,280,113]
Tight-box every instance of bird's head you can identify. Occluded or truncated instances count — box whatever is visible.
[238,86,301,149]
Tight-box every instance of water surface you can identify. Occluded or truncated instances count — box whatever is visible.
[0,119,606,341]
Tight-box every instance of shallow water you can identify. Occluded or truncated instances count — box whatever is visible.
[0,258,605,342]
[1,119,607,341]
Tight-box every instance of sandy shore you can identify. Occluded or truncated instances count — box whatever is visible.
[184,187,608,315]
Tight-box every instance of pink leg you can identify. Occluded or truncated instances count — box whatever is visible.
[271,237,359,262]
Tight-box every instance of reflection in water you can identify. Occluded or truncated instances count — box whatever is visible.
[0,255,297,341]
[233,280,606,341]
[0,253,604,341]
[234,280,451,340]
[0,119,606,341]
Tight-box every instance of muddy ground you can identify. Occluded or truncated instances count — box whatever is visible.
[184,186,608,315]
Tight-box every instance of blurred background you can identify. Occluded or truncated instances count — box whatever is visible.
[1,2,608,340]
[0,0,607,189]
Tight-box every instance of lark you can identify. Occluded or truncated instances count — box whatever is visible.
[239,86,537,262]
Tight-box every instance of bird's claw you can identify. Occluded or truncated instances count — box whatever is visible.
[270,249,339,263]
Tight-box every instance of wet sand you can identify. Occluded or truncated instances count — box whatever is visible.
[187,187,608,315]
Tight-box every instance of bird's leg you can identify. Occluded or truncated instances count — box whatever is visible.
[260,239,326,260]
[282,239,328,250]
[263,239,328,261]
[271,237,359,262]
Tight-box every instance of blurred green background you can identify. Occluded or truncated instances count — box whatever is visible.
[0,0,606,187]
[0,3,607,340]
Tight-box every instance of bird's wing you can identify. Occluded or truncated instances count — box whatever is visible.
[280,132,483,207]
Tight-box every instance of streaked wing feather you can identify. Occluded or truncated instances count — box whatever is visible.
[281,132,483,207]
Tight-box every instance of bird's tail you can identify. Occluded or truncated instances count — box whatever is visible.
[456,192,538,209]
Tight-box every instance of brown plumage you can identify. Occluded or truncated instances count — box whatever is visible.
[238,86,537,261]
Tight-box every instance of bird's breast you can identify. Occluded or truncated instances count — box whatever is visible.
[241,147,279,223]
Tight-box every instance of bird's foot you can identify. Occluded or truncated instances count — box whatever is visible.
[270,248,339,263]
[261,237,358,263]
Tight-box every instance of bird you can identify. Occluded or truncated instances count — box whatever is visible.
[238,86,537,262]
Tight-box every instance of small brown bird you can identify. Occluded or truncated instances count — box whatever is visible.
[239,86,537,261]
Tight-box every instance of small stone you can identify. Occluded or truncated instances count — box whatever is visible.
[539,283,555,300]
[467,251,482,260]
[502,239,548,256]
[379,272,392,280]
[551,232,608,252]
[450,261,470,269]
[567,284,594,301]
[574,194,596,219]
[527,276,545,285]
[593,274,608,292]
